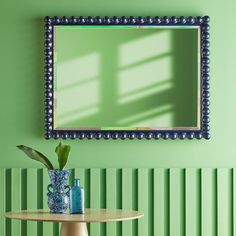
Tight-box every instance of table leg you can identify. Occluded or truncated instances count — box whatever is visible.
[60,222,88,236]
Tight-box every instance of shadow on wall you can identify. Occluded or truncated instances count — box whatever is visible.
[54,27,198,129]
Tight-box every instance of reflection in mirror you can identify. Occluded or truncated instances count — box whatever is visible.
[54,26,199,130]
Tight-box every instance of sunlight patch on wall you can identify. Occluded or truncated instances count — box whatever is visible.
[118,30,173,106]
[57,53,100,89]
[119,82,173,104]
[56,106,99,127]
[134,113,173,128]
[119,30,171,67]
[117,104,173,127]
[55,53,100,127]
[118,56,173,104]
[56,80,99,126]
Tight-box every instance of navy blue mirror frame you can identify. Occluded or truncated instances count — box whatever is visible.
[44,15,210,140]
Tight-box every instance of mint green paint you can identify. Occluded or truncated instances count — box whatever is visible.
[54,27,198,129]
[0,0,235,172]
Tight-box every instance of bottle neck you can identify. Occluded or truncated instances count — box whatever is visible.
[73,179,80,187]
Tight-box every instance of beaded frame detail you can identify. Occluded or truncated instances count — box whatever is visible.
[44,16,210,140]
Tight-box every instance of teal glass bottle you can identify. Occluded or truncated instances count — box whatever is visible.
[69,179,84,214]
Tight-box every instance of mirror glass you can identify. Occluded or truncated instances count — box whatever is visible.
[53,25,200,130]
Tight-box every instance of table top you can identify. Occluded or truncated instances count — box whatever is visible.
[5,209,143,223]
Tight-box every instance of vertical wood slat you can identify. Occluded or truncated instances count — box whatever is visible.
[42,169,53,236]
[106,168,117,236]
[0,169,6,236]
[185,168,200,236]
[234,169,236,236]
[169,169,184,236]
[217,169,232,236]
[11,168,21,236]
[138,169,149,236]
[201,168,216,236]
[100,168,117,236]
[154,168,168,236]
[122,169,133,236]
[90,169,100,236]
[27,169,38,236]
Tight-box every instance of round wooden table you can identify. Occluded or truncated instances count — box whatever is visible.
[5,209,143,236]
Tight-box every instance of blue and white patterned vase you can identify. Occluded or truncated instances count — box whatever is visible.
[47,170,71,214]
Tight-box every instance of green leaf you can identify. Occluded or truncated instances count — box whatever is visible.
[55,142,71,170]
[16,145,54,170]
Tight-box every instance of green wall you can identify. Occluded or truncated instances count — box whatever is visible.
[0,0,235,169]
[54,27,198,129]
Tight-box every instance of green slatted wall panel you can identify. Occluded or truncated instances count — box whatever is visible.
[185,169,200,236]
[138,169,149,236]
[122,168,133,236]
[2,168,236,236]
[43,169,53,236]
[0,169,6,236]
[217,169,233,236]
[90,169,101,236]
[234,169,236,236]
[169,169,184,236]
[154,168,168,236]
[201,168,216,236]
[11,168,21,236]
[106,168,117,236]
[27,169,38,236]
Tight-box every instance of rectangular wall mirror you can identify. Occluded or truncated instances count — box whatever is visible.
[44,16,210,140]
